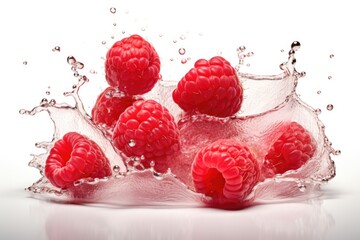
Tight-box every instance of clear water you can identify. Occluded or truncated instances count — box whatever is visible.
[20,40,337,208]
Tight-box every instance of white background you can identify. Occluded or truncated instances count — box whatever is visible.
[1,0,359,239]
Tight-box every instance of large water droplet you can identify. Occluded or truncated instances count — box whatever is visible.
[110,7,116,14]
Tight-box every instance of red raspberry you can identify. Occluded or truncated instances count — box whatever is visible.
[112,99,180,172]
[191,139,260,209]
[172,56,243,118]
[262,121,317,178]
[44,132,112,188]
[91,86,140,129]
[105,34,161,95]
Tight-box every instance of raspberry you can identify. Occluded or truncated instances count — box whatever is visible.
[112,99,180,172]
[172,56,243,118]
[44,132,112,188]
[191,139,260,209]
[105,34,161,95]
[91,86,140,129]
[262,121,317,178]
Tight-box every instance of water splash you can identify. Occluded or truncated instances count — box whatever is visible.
[21,41,336,208]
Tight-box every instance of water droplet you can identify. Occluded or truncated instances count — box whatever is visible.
[113,23,117,26]
[113,165,120,172]
[141,27,146,31]
[198,32,203,36]
[328,76,332,80]
[181,58,187,64]
[170,58,174,62]
[180,34,186,40]
[173,39,177,43]
[76,62,84,69]
[315,108,322,114]
[128,139,136,147]
[52,46,61,52]
[49,99,56,105]
[40,98,48,104]
[111,36,114,39]
[280,49,284,53]
[178,48,186,55]
[217,50,223,55]
[159,34,163,37]
[23,61,27,65]
[140,155,145,160]
[101,41,106,45]
[150,161,155,167]
[317,90,322,94]
[89,69,97,74]
[298,183,306,192]
[122,30,125,34]
[45,91,50,95]
[238,46,246,52]
[19,109,26,114]
[330,54,334,59]
[247,52,254,57]
[246,63,250,67]
[326,104,334,111]
[110,7,116,14]
[74,72,79,77]
[334,150,341,155]
[300,71,306,77]
[67,56,77,65]
[291,41,301,51]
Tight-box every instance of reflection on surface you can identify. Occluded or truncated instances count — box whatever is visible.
[44,199,334,240]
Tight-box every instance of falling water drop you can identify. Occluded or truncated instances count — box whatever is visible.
[291,41,301,51]
[67,56,77,65]
[330,54,334,59]
[52,46,61,52]
[23,61,28,65]
[328,76,332,80]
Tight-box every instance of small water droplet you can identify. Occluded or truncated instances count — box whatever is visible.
[113,165,120,173]
[45,91,50,95]
[113,23,117,26]
[89,69,97,74]
[181,58,187,64]
[170,58,174,62]
[334,150,341,155]
[128,139,136,147]
[141,27,146,31]
[217,50,223,55]
[150,161,155,167]
[178,48,186,55]
[280,49,284,53]
[291,41,301,51]
[180,34,186,40]
[52,46,61,52]
[49,99,56,105]
[247,52,254,57]
[315,108,322,114]
[317,90,322,94]
[19,109,26,114]
[110,7,116,14]
[330,54,334,59]
[159,33,163,37]
[140,155,145,160]
[101,41,106,45]
[67,56,76,65]
[328,76,332,80]
[173,39,177,43]
[300,71,306,77]
[23,61,27,65]
[298,183,306,192]
[111,35,114,39]
[326,104,334,111]
[122,30,125,34]
[198,32,203,36]
[238,46,246,52]
[74,72,79,77]
[246,63,250,67]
